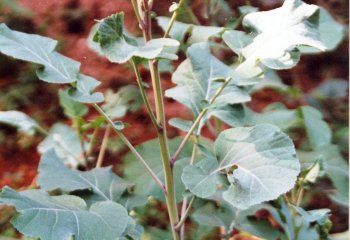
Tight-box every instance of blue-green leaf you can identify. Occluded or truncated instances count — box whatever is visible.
[68,74,104,103]
[300,7,345,53]
[298,106,331,149]
[0,187,130,240]
[122,137,194,203]
[0,111,40,135]
[59,89,88,117]
[298,145,348,206]
[38,123,87,168]
[38,149,131,204]
[92,13,179,63]
[182,124,300,209]
[0,24,80,83]
[102,85,142,119]
[223,0,326,71]
[156,17,224,43]
[165,43,249,131]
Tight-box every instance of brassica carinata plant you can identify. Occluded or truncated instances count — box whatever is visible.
[0,0,346,239]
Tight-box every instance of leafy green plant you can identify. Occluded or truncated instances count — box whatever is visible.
[0,0,347,239]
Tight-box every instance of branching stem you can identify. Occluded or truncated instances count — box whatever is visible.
[130,59,159,131]
[171,77,232,164]
[95,124,111,168]
[163,0,186,38]
[92,103,166,193]
[175,196,195,230]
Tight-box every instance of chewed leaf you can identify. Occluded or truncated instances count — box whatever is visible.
[224,0,326,71]
[182,124,300,209]
[0,187,130,240]
[0,24,80,83]
[92,13,179,63]
[165,43,250,132]
[0,111,40,135]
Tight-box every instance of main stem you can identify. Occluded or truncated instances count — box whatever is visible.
[139,1,179,238]
[149,60,179,239]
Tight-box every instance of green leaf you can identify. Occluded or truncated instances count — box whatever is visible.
[310,79,348,99]
[0,24,80,83]
[223,0,326,71]
[182,124,300,209]
[168,118,192,132]
[156,17,225,43]
[251,68,289,92]
[102,86,143,119]
[67,74,104,103]
[59,89,88,118]
[237,199,331,240]
[0,110,40,135]
[37,149,131,205]
[0,187,130,240]
[122,137,194,203]
[245,105,298,130]
[92,13,179,63]
[181,158,219,199]
[38,123,87,168]
[191,202,232,228]
[298,145,348,206]
[0,24,104,102]
[298,106,331,149]
[165,43,249,131]
[299,7,345,53]
[234,204,281,239]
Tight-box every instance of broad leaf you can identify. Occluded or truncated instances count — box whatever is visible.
[38,123,87,168]
[68,74,104,103]
[165,43,249,131]
[223,0,326,71]
[169,118,192,132]
[236,199,331,240]
[251,68,289,92]
[59,89,88,118]
[182,124,300,209]
[102,85,142,119]
[300,7,345,53]
[92,13,179,63]
[0,24,104,103]
[298,106,331,149]
[191,203,232,228]
[245,105,298,130]
[122,137,194,203]
[228,203,281,239]
[0,187,130,240]
[0,110,40,135]
[310,79,348,99]
[298,145,348,206]
[38,149,131,203]
[0,24,80,83]
[156,17,224,43]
